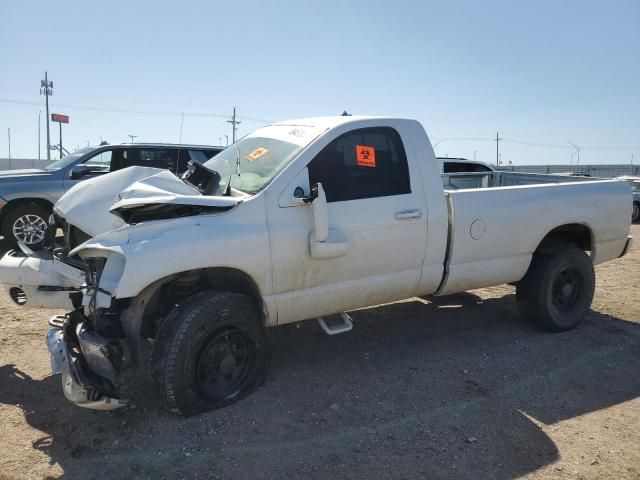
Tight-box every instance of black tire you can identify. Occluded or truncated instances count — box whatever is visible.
[151,290,271,416]
[1,203,50,249]
[633,202,640,223]
[516,245,595,332]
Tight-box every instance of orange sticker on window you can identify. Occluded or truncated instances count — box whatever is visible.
[356,145,376,168]
[246,147,269,161]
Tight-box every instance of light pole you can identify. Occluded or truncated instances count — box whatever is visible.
[567,143,580,166]
[225,134,229,147]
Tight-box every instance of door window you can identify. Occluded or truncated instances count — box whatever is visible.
[84,150,113,173]
[308,127,411,202]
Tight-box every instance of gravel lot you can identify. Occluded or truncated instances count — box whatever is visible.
[0,225,638,480]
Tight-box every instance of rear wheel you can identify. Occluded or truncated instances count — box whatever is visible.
[516,245,595,331]
[1,204,50,249]
[633,202,640,223]
[151,291,271,416]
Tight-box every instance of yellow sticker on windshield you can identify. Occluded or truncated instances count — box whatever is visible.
[246,147,269,161]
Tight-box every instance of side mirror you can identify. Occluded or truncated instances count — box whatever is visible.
[307,182,349,259]
[310,183,328,242]
[70,164,89,180]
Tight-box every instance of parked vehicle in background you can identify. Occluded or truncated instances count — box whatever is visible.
[0,144,222,248]
[1,116,633,416]
[440,157,495,173]
[616,176,640,222]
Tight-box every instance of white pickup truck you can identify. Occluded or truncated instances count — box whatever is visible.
[1,116,633,416]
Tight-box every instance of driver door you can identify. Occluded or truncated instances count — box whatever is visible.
[267,126,428,325]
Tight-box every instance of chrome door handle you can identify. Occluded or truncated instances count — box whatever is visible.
[394,209,422,220]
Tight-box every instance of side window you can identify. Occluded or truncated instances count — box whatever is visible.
[134,149,179,171]
[308,127,411,202]
[84,150,112,173]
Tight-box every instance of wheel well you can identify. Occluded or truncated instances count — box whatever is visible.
[536,224,593,253]
[136,267,265,340]
[0,198,54,222]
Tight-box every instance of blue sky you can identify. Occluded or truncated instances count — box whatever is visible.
[0,0,638,164]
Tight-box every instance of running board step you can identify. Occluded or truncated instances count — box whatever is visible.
[317,312,353,335]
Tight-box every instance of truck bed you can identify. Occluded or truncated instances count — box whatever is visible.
[436,176,631,295]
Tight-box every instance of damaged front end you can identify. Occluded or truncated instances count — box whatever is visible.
[47,310,128,410]
[45,247,133,410]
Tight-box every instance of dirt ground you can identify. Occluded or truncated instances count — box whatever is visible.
[0,225,639,480]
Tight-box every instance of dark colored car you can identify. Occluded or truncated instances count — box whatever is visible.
[0,143,222,248]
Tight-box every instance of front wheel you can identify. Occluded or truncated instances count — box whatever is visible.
[1,204,50,249]
[151,291,271,416]
[516,246,595,331]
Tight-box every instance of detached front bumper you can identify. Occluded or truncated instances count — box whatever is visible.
[0,249,83,309]
[46,318,127,411]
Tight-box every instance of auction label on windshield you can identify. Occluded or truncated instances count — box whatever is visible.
[356,145,376,168]
[246,147,269,161]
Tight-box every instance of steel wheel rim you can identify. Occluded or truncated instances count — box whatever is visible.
[551,266,583,312]
[196,327,255,400]
[12,214,47,245]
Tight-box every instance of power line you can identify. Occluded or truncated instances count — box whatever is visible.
[432,135,639,151]
[0,98,274,124]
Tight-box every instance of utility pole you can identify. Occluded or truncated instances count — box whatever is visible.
[128,134,137,143]
[7,128,10,159]
[40,72,53,161]
[494,132,502,166]
[225,134,229,146]
[227,107,241,144]
[38,111,42,160]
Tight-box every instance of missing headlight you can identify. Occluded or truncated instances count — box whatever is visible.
[85,257,106,290]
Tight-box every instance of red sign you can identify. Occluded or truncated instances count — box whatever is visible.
[51,113,69,124]
[356,145,376,168]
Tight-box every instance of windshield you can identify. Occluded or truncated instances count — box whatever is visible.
[45,147,96,171]
[203,124,325,194]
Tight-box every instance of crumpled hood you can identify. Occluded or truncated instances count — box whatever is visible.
[54,166,241,237]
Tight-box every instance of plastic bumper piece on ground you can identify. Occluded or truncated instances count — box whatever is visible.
[46,326,127,411]
[618,236,633,258]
